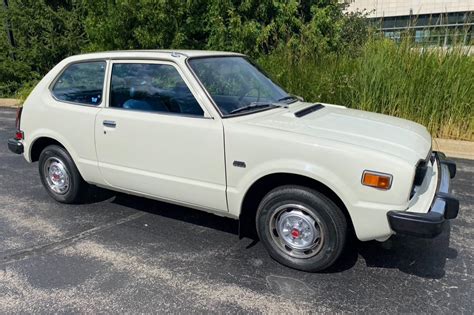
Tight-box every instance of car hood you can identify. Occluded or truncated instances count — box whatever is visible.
[244,103,432,164]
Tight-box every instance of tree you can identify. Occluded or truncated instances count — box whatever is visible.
[0,0,367,96]
[0,0,87,96]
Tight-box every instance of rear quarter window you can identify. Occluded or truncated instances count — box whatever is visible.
[51,61,106,106]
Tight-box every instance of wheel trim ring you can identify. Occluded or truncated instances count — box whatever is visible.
[269,204,326,259]
[43,157,71,195]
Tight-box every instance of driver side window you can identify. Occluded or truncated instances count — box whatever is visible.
[110,63,204,117]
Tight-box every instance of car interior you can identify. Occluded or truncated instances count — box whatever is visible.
[52,61,106,106]
[109,64,204,116]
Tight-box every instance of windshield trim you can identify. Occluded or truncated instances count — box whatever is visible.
[185,55,290,118]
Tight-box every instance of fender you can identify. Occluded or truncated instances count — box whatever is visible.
[227,158,356,218]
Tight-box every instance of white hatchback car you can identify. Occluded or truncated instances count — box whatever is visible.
[8,50,459,271]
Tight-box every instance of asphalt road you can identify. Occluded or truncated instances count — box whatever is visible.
[0,107,472,313]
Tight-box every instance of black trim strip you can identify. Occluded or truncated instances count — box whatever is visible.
[294,104,325,117]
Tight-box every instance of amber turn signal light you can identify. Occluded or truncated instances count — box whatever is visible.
[362,171,392,190]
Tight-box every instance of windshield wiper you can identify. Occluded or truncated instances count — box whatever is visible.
[277,95,299,103]
[230,102,287,114]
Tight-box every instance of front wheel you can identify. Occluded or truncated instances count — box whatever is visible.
[38,145,88,203]
[256,185,347,272]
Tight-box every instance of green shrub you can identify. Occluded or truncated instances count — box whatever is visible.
[1,0,472,140]
[259,38,474,140]
[0,0,87,97]
[15,79,38,104]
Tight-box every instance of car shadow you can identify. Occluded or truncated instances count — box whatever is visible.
[88,187,457,279]
[362,225,457,279]
[322,222,457,279]
[108,190,239,235]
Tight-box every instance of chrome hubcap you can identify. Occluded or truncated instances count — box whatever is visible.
[270,204,325,258]
[44,157,70,194]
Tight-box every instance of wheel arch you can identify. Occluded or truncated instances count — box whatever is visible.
[30,136,66,162]
[27,132,105,187]
[239,172,354,239]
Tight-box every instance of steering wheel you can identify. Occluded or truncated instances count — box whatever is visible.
[238,86,261,104]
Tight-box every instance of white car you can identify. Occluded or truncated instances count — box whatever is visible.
[8,50,459,271]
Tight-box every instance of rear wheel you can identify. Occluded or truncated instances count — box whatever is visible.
[38,145,88,203]
[256,185,347,272]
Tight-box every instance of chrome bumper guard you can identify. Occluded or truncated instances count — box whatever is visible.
[387,151,459,238]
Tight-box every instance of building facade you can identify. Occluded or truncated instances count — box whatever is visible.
[343,0,474,45]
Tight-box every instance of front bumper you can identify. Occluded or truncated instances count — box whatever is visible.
[7,138,24,154]
[387,152,459,238]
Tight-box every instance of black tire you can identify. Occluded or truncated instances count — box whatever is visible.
[256,185,347,272]
[38,145,88,203]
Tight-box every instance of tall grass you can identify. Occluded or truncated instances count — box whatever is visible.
[259,38,474,140]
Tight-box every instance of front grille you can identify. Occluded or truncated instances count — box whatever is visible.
[413,160,428,186]
[410,149,432,199]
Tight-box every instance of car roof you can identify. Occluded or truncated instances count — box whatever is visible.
[64,50,245,62]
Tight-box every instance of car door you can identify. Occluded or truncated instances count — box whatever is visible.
[95,60,227,212]
[46,60,108,184]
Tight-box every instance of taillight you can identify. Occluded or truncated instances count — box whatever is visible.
[15,130,24,140]
[15,107,24,140]
[15,107,23,130]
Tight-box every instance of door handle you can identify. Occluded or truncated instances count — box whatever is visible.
[103,120,116,128]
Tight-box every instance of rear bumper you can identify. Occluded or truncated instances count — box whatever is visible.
[387,152,459,238]
[7,138,24,154]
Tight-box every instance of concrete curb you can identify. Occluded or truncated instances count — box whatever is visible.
[1,98,472,160]
[0,98,21,108]
[433,138,474,160]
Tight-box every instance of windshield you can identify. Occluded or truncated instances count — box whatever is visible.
[188,56,293,116]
